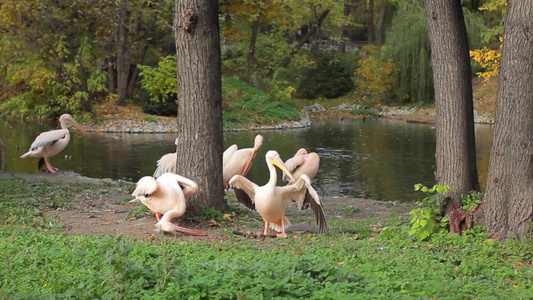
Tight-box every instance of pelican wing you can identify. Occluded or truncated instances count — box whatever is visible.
[153,152,177,178]
[279,174,328,234]
[132,176,159,197]
[282,155,306,182]
[29,129,69,150]
[229,175,257,210]
[223,144,238,169]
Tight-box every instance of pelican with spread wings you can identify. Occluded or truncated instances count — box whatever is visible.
[223,134,263,189]
[283,148,320,184]
[131,173,206,235]
[229,150,327,238]
[20,114,85,173]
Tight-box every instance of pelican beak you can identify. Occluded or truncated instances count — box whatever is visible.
[270,156,296,182]
[129,198,141,203]
[69,118,86,133]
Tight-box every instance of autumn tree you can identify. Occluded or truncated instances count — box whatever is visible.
[174,0,227,213]
[483,0,533,240]
[424,0,479,232]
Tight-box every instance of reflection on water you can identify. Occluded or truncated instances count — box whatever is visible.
[0,118,492,202]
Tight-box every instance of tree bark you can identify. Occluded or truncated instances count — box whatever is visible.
[425,0,479,233]
[483,0,533,240]
[174,0,227,213]
[115,0,130,106]
[375,0,387,47]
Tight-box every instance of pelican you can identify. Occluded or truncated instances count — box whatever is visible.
[153,137,179,178]
[282,148,320,184]
[223,134,263,189]
[229,150,328,238]
[130,172,207,236]
[20,114,85,173]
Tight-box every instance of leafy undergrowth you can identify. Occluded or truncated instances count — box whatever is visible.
[1,177,532,299]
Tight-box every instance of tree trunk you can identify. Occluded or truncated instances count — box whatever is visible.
[425,0,479,233]
[375,0,387,47]
[339,1,350,53]
[115,0,129,106]
[483,0,533,240]
[280,9,330,68]
[174,0,227,213]
[247,9,262,86]
[367,0,374,43]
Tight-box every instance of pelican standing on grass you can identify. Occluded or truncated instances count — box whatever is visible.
[282,148,320,184]
[229,150,328,238]
[223,134,263,189]
[20,114,85,173]
[131,172,207,236]
[153,137,179,178]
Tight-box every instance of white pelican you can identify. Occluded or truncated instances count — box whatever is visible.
[223,134,263,189]
[20,114,85,173]
[130,172,207,236]
[282,148,320,184]
[229,150,328,238]
[153,137,179,178]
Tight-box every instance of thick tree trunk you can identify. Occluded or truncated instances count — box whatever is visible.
[174,0,227,213]
[483,0,533,240]
[425,0,479,233]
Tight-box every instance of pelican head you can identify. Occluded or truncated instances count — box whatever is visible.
[265,150,295,182]
[59,114,86,132]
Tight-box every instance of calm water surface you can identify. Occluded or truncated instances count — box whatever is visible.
[0,118,492,202]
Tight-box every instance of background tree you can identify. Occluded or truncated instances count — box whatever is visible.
[483,0,533,240]
[174,0,227,213]
[424,0,480,233]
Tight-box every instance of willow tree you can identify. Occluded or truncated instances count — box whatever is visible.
[483,0,533,240]
[174,0,227,213]
[425,0,479,233]
[385,1,433,104]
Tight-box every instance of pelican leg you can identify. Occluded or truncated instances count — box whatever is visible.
[156,213,162,221]
[276,219,288,238]
[44,157,57,173]
[263,221,270,235]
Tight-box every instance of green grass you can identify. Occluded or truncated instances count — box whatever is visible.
[1,177,533,299]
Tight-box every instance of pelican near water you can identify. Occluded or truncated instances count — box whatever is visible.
[131,172,207,236]
[20,114,85,173]
[223,134,263,189]
[283,148,320,184]
[153,137,179,178]
[229,150,328,238]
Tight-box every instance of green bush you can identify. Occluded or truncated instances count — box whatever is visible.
[295,51,354,99]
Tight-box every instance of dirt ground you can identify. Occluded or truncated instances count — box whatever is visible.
[53,172,410,240]
[0,173,410,240]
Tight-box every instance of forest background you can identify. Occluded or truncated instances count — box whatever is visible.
[0,0,502,126]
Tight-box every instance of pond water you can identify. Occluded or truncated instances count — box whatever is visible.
[0,118,492,202]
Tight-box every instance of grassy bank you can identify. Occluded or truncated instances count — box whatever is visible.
[1,176,532,299]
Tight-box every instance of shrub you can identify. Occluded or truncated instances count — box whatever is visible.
[295,51,354,99]
[354,45,397,106]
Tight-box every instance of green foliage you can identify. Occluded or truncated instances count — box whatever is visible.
[462,190,483,211]
[143,115,157,122]
[408,184,451,241]
[295,51,354,99]
[222,76,300,128]
[354,45,398,106]
[138,55,178,103]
